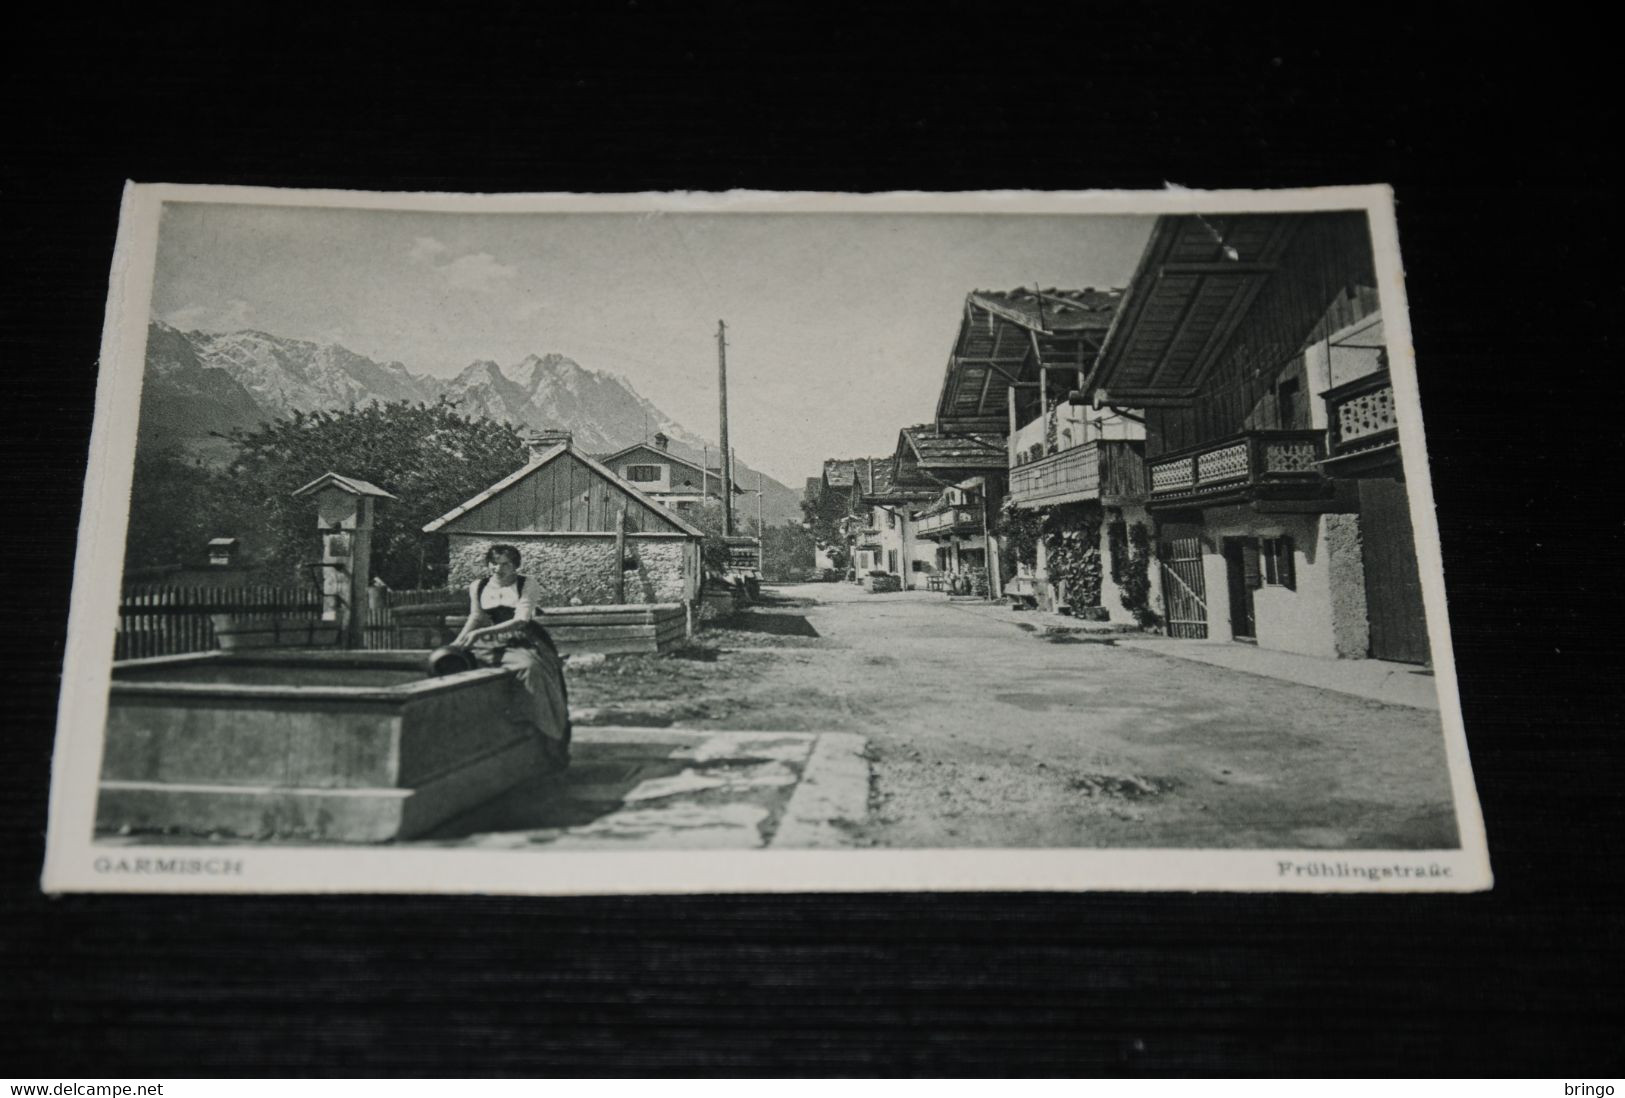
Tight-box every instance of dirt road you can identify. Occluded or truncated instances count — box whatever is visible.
[566,583,1459,850]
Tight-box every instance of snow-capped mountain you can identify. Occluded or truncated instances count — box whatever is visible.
[138,321,269,448]
[184,326,441,415]
[138,321,804,523]
[440,352,695,455]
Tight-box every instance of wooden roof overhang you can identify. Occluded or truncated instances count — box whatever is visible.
[893,425,1009,489]
[934,289,1120,434]
[1089,215,1302,408]
[863,484,938,508]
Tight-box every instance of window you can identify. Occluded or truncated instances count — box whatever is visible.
[1261,536,1296,589]
[1277,377,1302,428]
[625,464,662,482]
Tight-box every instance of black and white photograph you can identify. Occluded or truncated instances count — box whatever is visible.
[41,185,1488,894]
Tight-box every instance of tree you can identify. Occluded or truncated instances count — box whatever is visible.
[685,498,734,575]
[123,443,248,573]
[800,481,854,572]
[212,399,529,589]
[760,521,815,579]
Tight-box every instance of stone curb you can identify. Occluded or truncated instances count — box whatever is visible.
[771,732,871,849]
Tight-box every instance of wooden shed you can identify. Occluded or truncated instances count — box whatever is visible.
[423,441,706,609]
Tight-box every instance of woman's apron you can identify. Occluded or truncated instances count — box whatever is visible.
[472,577,572,770]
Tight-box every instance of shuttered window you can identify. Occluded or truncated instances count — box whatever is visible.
[1241,540,1262,590]
[1262,536,1296,589]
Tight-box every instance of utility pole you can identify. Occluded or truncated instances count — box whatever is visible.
[717,320,734,536]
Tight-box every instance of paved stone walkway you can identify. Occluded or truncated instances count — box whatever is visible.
[945,598,1441,709]
[412,727,869,850]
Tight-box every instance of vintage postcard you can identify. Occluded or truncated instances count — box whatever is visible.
[42,184,1490,893]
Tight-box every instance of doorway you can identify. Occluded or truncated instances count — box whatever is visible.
[1222,537,1259,641]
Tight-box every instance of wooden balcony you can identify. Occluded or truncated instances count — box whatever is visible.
[1322,369,1401,476]
[914,506,979,539]
[1008,440,1146,510]
[1147,430,1329,510]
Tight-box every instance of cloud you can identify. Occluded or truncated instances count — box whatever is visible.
[512,299,548,321]
[164,303,208,330]
[408,236,448,263]
[162,299,256,332]
[409,237,518,294]
[219,299,257,329]
[443,252,518,293]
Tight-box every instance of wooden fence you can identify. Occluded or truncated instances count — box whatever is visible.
[116,583,323,660]
[117,584,463,659]
[360,588,464,650]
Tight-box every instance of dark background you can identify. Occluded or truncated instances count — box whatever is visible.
[4,5,1620,1077]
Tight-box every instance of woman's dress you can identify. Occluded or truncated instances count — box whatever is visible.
[469,575,571,772]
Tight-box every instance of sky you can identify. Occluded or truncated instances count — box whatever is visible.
[151,202,1154,486]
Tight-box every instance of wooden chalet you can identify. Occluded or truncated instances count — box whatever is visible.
[934,288,1121,436]
[815,457,904,580]
[423,435,705,609]
[595,432,717,512]
[852,458,938,587]
[892,425,1009,593]
[929,287,1154,618]
[802,458,858,574]
[1088,211,1427,662]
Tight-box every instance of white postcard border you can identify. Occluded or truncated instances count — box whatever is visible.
[42,183,1492,895]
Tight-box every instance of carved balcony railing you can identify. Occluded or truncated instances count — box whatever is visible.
[1147,430,1328,507]
[1009,440,1147,510]
[913,506,979,539]
[1323,369,1401,474]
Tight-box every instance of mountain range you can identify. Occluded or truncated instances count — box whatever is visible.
[138,320,805,525]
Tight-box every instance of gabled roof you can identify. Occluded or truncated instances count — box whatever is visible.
[864,460,896,497]
[423,443,705,537]
[848,460,937,506]
[935,288,1124,434]
[894,425,1007,486]
[291,472,399,500]
[822,458,868,489]
[598,441,708,475]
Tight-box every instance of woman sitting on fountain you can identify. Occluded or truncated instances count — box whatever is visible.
[451,544,571,773]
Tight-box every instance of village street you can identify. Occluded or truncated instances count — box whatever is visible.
[426,583,1459,852]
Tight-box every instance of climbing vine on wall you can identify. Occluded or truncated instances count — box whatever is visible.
[1106,510,1159,628]
[1041,503,1103,615]
[996,499,1045,571]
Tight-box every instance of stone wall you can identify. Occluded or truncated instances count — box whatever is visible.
[448,535,693,607]
[1323,512,1371,659]
[1201,506,1342,659]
